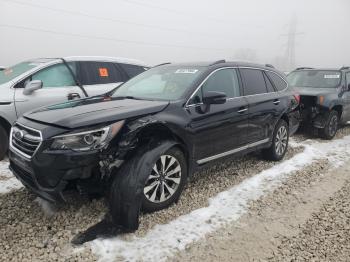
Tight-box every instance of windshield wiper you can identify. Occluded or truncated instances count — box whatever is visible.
[113,95,145,100]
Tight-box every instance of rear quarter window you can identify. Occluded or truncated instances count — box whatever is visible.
[266,71,288,91]
[118,63,146,78]
[79,62,123,85]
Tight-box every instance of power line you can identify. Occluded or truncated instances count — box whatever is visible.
[0,24,231,52]
[120,0,264,28]
[0,0,227,38]
[120,0,231,24]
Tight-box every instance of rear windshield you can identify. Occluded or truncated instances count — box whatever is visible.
[0,62,38,85]
[287,70,341,88]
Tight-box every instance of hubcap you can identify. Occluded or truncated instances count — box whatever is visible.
[275,125,288,156]
[329,115,338,136]
[143,155,182,203]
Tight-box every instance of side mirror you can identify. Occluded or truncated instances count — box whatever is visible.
[23,80,43,95]
[203,91,227,105]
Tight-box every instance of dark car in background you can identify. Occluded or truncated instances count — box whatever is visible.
[287,66,350,139]
[9,60,299,231]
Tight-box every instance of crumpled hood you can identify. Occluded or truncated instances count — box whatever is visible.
[24,96,169,129]
[293,87,336,97]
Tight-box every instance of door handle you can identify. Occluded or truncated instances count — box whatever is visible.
[237,107,248,113]
[67,93,81,100]
[273,99,280,105]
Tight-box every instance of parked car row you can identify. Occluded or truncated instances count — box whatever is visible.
[2,56,349,239]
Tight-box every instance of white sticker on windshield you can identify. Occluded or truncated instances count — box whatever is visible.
[324,74,340,79]
[175,69,199,74]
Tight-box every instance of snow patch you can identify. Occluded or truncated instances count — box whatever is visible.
[90,135,350,262]
[0,160,23,194]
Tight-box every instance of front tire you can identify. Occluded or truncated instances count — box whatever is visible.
[321,110,338,140]
[142,147,187,213]
[0,125,8,161]
[263,119,289,161]
[109,141,187,231]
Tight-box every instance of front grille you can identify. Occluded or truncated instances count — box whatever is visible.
[11,124,42,158]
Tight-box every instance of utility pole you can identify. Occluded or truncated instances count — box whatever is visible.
[281,14,304,71]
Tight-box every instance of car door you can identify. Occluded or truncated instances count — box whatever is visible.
[240,68,282,143]
[185,68,249,162]
[77,61,125,96]
[341,72,350,122]
[14,62,85,117]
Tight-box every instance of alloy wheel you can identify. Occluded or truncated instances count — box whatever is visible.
[275,125,288,156]
[143,155,182,203]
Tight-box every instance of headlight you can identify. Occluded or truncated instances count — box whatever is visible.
[50,120,125,151]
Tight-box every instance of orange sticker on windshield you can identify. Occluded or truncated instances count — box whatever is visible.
[99,68,109,77]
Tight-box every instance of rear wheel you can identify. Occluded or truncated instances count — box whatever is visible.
[263,119,289,161]
[321,110,338,140]
[0,125,8,161]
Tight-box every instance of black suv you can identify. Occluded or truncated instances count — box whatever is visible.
[287,67,350,139]
[9,61,299,231]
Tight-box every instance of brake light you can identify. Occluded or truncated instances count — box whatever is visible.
[319,95,324,105]
[293,94,300,104]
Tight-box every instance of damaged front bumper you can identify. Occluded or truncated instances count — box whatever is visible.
[9,147,100,202]
[300,106,328,129]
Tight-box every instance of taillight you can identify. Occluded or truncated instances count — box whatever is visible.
[319,95,324,105]
[293,94,300,104]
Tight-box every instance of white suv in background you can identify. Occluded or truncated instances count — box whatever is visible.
[0,56,148,160]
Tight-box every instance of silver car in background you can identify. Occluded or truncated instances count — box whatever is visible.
[0,56,148,160]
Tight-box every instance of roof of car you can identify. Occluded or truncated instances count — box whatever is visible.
[26,56,148,66]
[159,61,284,76]
[161,61,278,69]
[293,67,350,72]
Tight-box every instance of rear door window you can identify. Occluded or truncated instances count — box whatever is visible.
[118,63,146,78]
[266,71,287,91]
[79,62,123,85]
[240,69,267,95]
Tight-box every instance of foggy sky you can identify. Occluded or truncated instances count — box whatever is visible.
[0,0,349,70]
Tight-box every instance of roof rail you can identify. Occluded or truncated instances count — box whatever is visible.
[152,62,171,68]
[210,59,226,66]
[340,66,350,70]
[265,64,275,68]
[296,67,314,70]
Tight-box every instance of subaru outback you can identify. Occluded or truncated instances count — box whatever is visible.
[9,60,299,232]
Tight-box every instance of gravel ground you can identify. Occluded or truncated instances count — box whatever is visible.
[0,143,302,261]
[271,180,350,261]
[1,125,350,261]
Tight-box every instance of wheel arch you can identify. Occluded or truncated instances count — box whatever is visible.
[331,105,343,118]
[0,116,11,135]
[280,113,289,126]
[116,117,192,174]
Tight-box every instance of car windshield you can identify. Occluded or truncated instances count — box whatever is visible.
[0,62,39,85]
[110,65,205,100]
[287,70,341,88]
